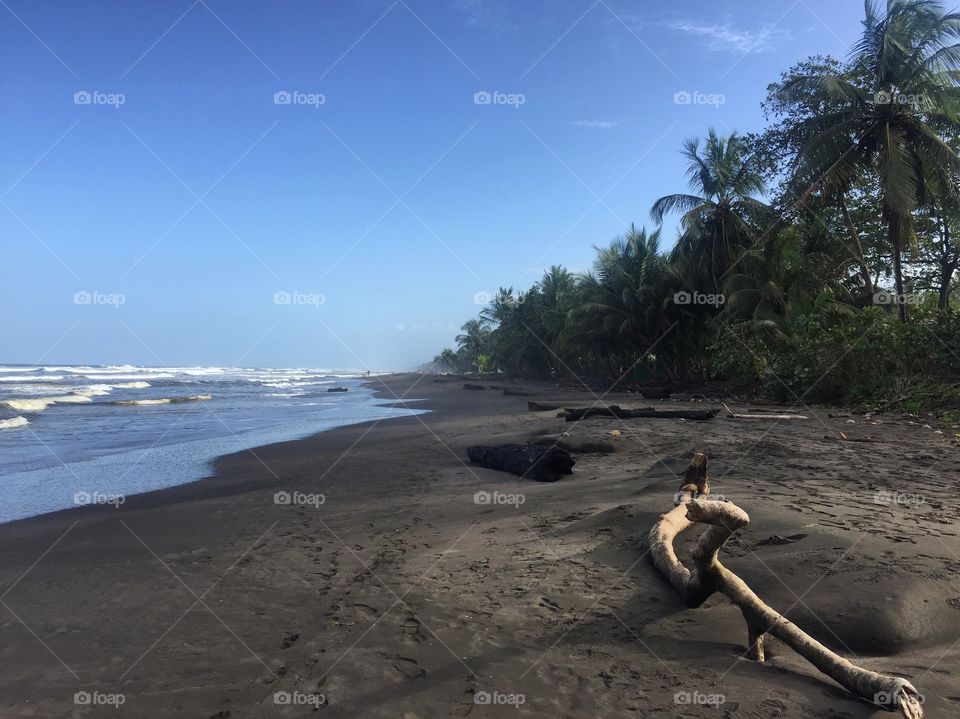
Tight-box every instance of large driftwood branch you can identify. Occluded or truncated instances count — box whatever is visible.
[647,453,924,718]
[564,406,719,422]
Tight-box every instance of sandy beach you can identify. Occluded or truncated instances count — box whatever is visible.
[0,373,958,717]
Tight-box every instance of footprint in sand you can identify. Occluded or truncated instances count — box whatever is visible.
[281,631,299,649]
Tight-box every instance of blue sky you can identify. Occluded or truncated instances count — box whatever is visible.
[1,0,864,370]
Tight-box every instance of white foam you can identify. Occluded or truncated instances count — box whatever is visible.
[0,367,39,373]
[80,373,174,381]
[1,394,93,412]
[113,394,212,406]
[0,416,28,430]
[0,375,64,382]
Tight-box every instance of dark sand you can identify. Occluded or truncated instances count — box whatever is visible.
[0,373,958,717]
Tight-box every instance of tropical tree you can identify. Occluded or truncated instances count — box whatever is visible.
[455,319,491,371]
[788,0,960,320]
[651,129,775,293]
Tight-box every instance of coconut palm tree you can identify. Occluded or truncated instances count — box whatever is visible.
[651,130,774,294]
[455,319,490,371]
[789,0,960,320]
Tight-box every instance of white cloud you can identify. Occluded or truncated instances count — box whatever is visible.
[570,119,624,129]
[665,20,790,54]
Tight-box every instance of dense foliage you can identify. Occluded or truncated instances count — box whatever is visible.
[435,1,960,412]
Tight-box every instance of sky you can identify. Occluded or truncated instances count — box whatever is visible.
[1,0,866,370]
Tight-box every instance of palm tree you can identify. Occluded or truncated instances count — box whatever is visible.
[789,0,960,320]
[651,130,774,293]
[455,319,490,371]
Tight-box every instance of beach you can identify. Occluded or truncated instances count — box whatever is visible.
[0,373,957,717]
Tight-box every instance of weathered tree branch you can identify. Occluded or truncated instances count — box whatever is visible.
[647,453,924,718]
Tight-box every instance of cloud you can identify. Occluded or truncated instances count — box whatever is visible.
[570,119,624,129]
[665,20,790,54]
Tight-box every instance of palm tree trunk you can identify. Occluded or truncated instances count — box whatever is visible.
[838,194,875,300]
[887,207,908,322]
[937,213,956,311]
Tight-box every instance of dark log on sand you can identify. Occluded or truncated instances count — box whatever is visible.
[466,444,574,482]
[463,383,486,391]
[326,387,349,393]
[564,405,719,422]
[528,401,560,412]
[528,436,615,454]
[503,389,532,397]
[647,452,924,718]
[639,387,671,400]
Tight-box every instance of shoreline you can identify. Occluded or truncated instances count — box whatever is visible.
[0,374,957,717]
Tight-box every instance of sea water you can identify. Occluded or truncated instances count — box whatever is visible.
[0,365,424,523]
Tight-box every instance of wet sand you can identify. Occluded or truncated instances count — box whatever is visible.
[0,372,957,717]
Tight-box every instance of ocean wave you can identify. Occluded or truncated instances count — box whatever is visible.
[80,373,174,381]
[0,367,40,373]
[112,381,151,389]
[0,375,64,382]
[1,394,93,412]
[113,394,212,406]
[0,416,29,430]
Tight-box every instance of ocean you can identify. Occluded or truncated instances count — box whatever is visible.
[0,365,425,523]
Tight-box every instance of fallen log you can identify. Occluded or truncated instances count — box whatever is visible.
[728,413,808,420]
[503,389,532,397]
[528,436,615,454]
[564,406,719,422]
[528,401,560,412]
[639,387,671,400]
[647,452,924,718]
[326,387,349,393]
[463,383,486,391]
[466,444,574,482]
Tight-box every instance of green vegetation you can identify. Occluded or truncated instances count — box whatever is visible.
[435,0,960,413]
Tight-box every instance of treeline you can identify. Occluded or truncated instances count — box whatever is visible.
[435,1,960,413]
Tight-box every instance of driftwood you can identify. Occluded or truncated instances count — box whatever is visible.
[728,413,809,420]
[528,401,560,412]
[326,387,349,393]
[564,406,719,422]
[503,389,532,397]
[528,436,615,454]
[639,387,671,400]
[466,444,574,482]
[648,453,924,718]
[463,383,486,391]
